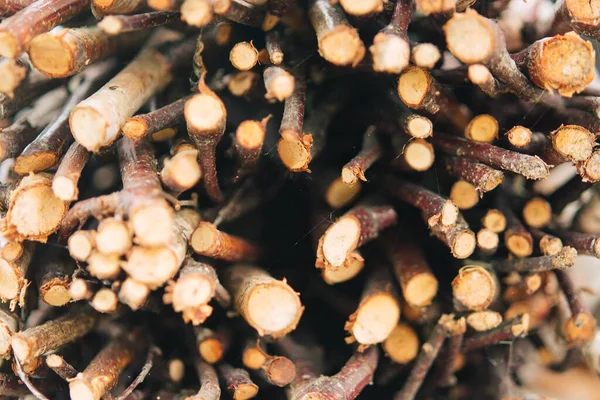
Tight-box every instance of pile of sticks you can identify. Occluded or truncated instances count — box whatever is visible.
[1,0,600,398]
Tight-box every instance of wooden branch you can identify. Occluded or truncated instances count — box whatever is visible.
[511,32,594,97]
[189,355,221,400]
[555,269,597,344]
[428,214,476,259]
[46,354,79,381]
[99,11,180,35]
[93,0,145,15]
[69,331,144,400]
[316,203,397,269]
[52,143,90,201]
[345,264,401,348]
[35,248,75,307]
[2,173,69,242]
[0,55,29,98]
[444,156,503,194]
[434,134,549,180]
[385,177,458,227]
[185,74,227,202]
[11,307,97,365]
[118,278,150,310]
[444,10,565,109]
[233,116,269,181]
[393,315,458,400]
[382,229,438,307]
[218,364,259,400]
[124,208,199,289]
[494,246,577,273]
[370,0,411,73]
[341,126,381,185]
[71,37,194,152]
[15,61,115,175]
[383,322,419,364]
[290,346,378,400]
[462,314,530,352]
[308,0,365,67]
[123,95,190,140]
[163,257,221,325]
[264,66,294,101]
[223,264,303,338]
[193,326,231,364]
[452,265,496,311]
[29,27,143,78]
[0,302,18,359]
[0,0,91,59]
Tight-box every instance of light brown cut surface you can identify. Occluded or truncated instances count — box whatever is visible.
[382,323,419,364]
[444,10,495,64]
[452,266,495,311]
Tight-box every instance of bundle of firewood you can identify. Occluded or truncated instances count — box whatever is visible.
[1,0,600,398]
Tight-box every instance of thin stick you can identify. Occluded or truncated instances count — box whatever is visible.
[115,346,161,400]
[46,354,79,381]
[382,229,438,307]
[0,68,63,120]
[291,346,378,400]
[462,314,530,352]
[99,11,180,35]
[445,157,504,194]
[551,230,600,258]
[436,317,467,387]
[308,0,365,67]
[11,307,97,365]
[385,177,458,227]
[213,0,266,27]
[428,214,476,259]
[52,142,90,201]
[14,356,49,400]
[118,278,150,310]
[0,0,91,59]
[316,203,397,270]
[393,315,458,400]
[93,0,145,15]
[554,270,597,344]
[369,0,411,74]
[15,61,115,175]
[278,68,305,142]
[218,364,258,400]
[223,264,303,338]
[230,41,259,71]
[69,331,144,400]
[341,126,381,185]
[493,246,577,273]
[123,95,191,140]
[265,30,284,64]
[432,134,549,180]
[190,356,221,400]
[233,116,269,181]
[0,87,67,161]
[185,73,227,202]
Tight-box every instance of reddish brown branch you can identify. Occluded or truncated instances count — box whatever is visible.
[462,314,530,352]
[494,246,577,273]
[123,95,191,140]
[99,10,180,35]
[316,202,397,270]
[0,0,91,59]
[555,269,597,344]
[369,0,411,73]
[341,126,381,185]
